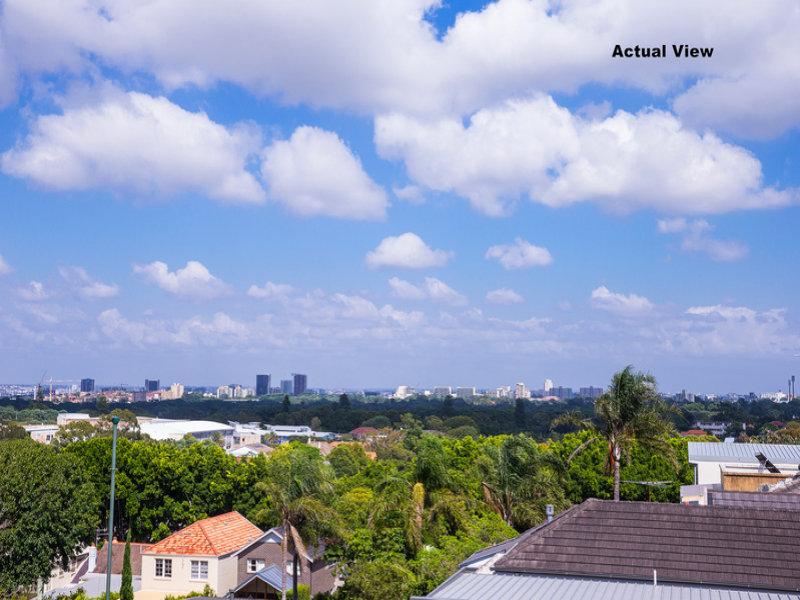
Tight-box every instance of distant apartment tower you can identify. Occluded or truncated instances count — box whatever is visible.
[293,373,307,396]
[433,386,452,397]
[80,378,95,393]
[552,386,573,399]
[132,390,146,403]
[579,386,603,399]
[515,382,531,399]
[145,379,160,392]
[456,386,476,398]
[280,379,293,395]
[543,379,553,393]
[256,374,271,396]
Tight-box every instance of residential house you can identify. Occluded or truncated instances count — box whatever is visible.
[412,498,800,600]
[230,527,338,598]
[138,512,262,600]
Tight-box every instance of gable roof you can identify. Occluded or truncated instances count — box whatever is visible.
[145,512,263,557]
[494,498,800,591]
[93,541,147,575]
[233,565,286,593]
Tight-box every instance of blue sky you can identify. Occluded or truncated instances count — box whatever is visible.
[0,0,798,394]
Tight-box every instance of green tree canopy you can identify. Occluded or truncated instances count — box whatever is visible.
[0,440,97,593]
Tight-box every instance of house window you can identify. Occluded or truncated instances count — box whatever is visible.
[247,559,265,573]
[190,560,208,580]
[154,558,172,578]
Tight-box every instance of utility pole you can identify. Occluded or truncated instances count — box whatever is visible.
[105,416,120,600]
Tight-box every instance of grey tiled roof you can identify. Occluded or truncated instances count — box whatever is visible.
[688,442,800,464]
[413,572,800,600]
[708,489,800,509]
[494,498,800,591]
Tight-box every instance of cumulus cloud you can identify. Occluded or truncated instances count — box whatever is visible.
[388,276,467,306]
[486,288,523,304]
[17,281,47,301]
[485,238,552,269]
[591,286,653,315]
[0,254,12,275]
[133,260,231,299]
[681,304,792,354]
[375,96,792,216]
[1,91,265,204]
[247,282,297,299]
[58,266,119,299]
[393,185,427,205]
[366,233,452,269]
[261,126,387,220]
[657,218,748,262]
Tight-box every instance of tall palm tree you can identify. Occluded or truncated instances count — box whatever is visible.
[554,365,676,501]
[478,435,568,531]
[255,447,337,600]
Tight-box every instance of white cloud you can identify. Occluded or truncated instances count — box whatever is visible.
[375,96,793,216]
[261,126,387,220]
[0,254,12,275]
[680,305,792,354]
[388,276,467,306]
[133,260,231,299]
[393,185,426,205]
[485,238,552,269]
[248,282,297,299]
[58,266,119,299]
[1,90,265,204]
[366,233,452,269]
[657,218,748,262]
[17,281,47,301]
[591,286,653,315]
[486,288,523,304]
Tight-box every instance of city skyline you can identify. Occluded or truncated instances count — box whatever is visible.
[0,1,798,392]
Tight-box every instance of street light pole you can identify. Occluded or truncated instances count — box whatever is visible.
[105,416,120,600]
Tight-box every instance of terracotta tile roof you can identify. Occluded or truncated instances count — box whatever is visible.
[145,512,263,557]
[494,498,800,591]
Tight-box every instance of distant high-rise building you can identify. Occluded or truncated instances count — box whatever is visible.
[515,382,530,399]
[145,379,160,392]
[132,390,146,403]
[552,386,573,399]
[456,386,476,398]
[80,378,95,393]
[280,379,293,395]
[543,379,553,393]
[433,386,452,397]
[579,386,603,399]
[256,374,271,396]
[293,373,307,396]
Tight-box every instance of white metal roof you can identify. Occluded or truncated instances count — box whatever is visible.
[414,572,800,600]
[688,442,800,465]
[140,419,233,440]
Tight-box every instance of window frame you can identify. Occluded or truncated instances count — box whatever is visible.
[247,558,266,573]
[190,559,209,581]
[154,558,172,579]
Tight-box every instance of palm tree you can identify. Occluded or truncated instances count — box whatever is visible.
[554,365,676,501]
[478,435,568,530]
[255,447,337,600]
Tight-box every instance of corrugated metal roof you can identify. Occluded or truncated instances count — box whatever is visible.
[234,564,286,593]
[688,442,800,464]
[415,573,800,600]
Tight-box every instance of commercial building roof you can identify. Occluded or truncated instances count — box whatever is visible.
[139,419,234,440]
[688,442,800,465]
[145,512,262,557]
[494,498,800,591]
[413,572,800,600]
[707,488,800,509]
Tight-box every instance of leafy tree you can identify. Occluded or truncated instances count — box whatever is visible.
[0,440,97,594]
[96,396,109,413]
[514,398,526,430]
[329,443,370,478]
[255,447,337,600]
[53,420,98,448]
[283,395,291,413]
[554,365,676,501]
[361,415,391,429]
[120,530,133,600]
[338,394,351,410]
[0,420,27,440]
[477,435,568,530]
[337,560,417,600]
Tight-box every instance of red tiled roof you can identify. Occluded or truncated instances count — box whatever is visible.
[681,429,709,436]
[146,512,263,557]
[349,427,378,436]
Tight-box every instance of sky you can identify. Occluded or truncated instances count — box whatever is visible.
[0,0,798,394]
